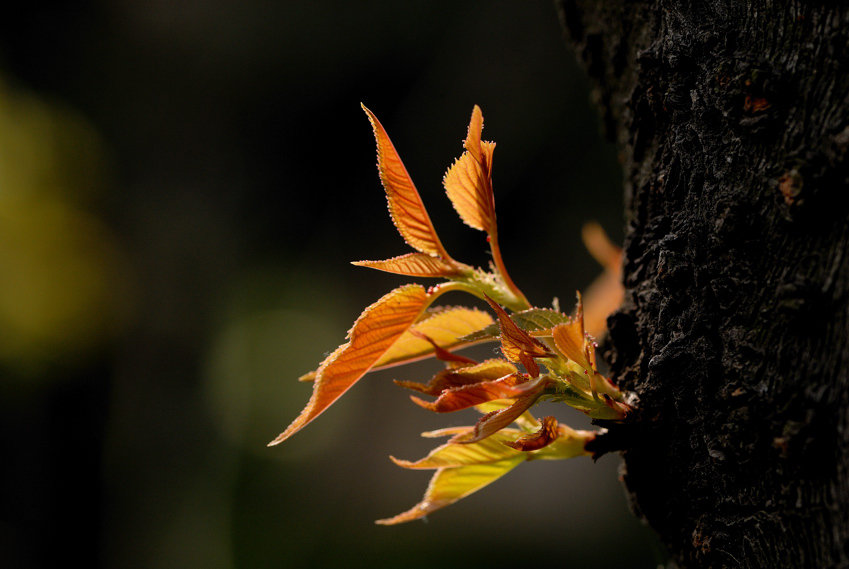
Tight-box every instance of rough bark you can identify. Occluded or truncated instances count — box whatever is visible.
[556,1,849,567]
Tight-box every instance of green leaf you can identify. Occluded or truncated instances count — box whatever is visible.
[460,307,572,342]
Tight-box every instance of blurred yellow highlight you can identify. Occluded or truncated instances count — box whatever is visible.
[0,75,131,378]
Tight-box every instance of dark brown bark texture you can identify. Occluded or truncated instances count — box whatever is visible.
[556,1,849,567]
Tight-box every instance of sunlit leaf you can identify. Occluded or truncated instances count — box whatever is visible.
[390,429,525,469]
[485,296,553,377]
[379,422,595,524]
[473,400,541,431]
[410,373,532,413]
[362,104,450,259]
[395,359,518,396]
[529,424,595,461]
[552,320,592,372]
[443,105,497,233]
[269,284,430,445]
[458,377,551,444]
[375,458,524,525]
[464,105,484,163]
[353,253,470,278]
[372,306,494,369]
[461,307,572,342]
[549,378,631,421]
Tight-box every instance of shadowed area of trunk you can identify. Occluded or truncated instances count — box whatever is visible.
[556,1,849,566]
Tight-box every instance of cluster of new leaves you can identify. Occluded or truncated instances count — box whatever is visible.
[269,105,631,524]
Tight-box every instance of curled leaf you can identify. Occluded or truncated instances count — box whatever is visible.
[530,424,595,461]
[269,285,430,445]
[410,373,531,413]
[485,296,554,377]
[408,330,478,367]
[362,104,451,259]
[457,376,551,444]
[395,359,518,396]
[503,415,559,451]
[473,400,541,431]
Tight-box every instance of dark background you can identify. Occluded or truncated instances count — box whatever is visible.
[0,1,663,567]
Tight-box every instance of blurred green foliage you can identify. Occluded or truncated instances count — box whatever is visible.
[0,75,130,378]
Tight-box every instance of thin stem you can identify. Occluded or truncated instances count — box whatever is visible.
[429,280,489,303]
[488,226,531,311]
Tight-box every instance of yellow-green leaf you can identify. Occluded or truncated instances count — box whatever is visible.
[268,284,430,445]
[375,458,524,525]
[373,306,494,369]
[390,429,525,469]
[460,307,572,342]
[529,423,595,461]
[379,419,596,524]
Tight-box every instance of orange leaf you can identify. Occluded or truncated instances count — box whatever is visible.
[456,376,551,444]
[551,319,592,372]
[268,284,430,445]
[362,104,450,259]
[395,359,518,396]
[443,105,496,233]
[503,415,560,451]
[373,306,494,370]
[353,253,469,278]
[460,391,543,444]
[581,221,622,273]
[410,373,531,413]
[551,292,595,369]
[581,222,624,337]
[582,270,625,339]
[485,296,553,377]
[464,104,484,162]
[408,330,478,367]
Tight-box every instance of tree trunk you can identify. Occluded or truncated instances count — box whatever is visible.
[556,1,849,567]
